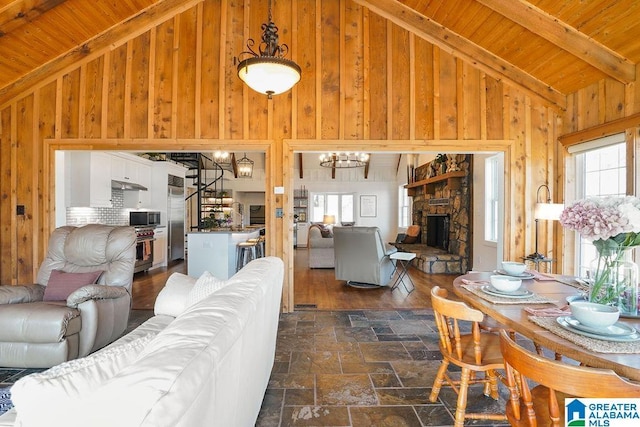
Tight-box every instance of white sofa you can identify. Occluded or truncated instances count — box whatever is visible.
[307,224,335,268]
[0,256,284,427]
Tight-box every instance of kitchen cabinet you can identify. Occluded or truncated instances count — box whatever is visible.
[111,154,140,182]
[123,162,152,208]
[152,227,167,269]
[67,152,112,207]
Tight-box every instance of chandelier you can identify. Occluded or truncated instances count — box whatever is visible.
[319,152,369,169]
[235,0,301,98]
[236,153,254,178]
[213,151,232,167]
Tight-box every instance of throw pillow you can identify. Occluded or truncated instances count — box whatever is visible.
[154,272,197,317]
[43,269,103,301]
[185,271,227,307]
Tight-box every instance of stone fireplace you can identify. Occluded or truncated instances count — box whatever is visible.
[402,154,471,274]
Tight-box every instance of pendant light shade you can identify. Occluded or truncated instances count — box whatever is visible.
[237,57,301,97]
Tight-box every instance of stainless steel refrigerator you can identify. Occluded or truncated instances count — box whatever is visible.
[167,174,185,261]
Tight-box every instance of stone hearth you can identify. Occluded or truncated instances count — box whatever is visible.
[395,244,464,274]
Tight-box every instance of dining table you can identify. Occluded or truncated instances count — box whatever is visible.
[453,271,640,382]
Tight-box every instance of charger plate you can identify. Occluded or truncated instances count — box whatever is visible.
[557,316,640,342]
[494,269,535,280]
[529,316,640,353]
[560,316,636,337]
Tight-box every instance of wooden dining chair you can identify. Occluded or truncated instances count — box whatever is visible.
[429,286,507,427]
[499,329,640,426]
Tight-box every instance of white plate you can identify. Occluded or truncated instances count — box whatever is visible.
[561,316,636,337]
[557,317,640,342]
[481,285,534,299]
[494,269,535,280]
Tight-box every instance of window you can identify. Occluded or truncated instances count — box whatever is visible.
[398,185,411,228]
[485,155,499,242]
[311,193,354,224]
[571,134,627,276]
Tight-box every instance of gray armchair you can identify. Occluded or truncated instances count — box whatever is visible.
[0,224,136,368]
[333,226,397,287]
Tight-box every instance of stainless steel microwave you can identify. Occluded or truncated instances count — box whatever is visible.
[130,211,161,226]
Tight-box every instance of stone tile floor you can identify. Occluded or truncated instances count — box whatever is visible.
[256,309,511,427]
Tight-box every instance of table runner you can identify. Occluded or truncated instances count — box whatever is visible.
[529,316,640,354]
[461,282,556,305]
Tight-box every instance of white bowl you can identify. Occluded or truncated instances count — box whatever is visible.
[569,301,620,329]
[502,261,526,276]
[490,275,522,293]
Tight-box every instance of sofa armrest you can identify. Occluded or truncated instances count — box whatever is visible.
[66,285,129,308]
[0,284,45,304]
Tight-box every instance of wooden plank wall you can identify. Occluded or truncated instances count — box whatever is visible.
[0,0,572,310]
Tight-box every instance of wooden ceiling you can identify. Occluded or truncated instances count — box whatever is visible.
[0,0,639,107]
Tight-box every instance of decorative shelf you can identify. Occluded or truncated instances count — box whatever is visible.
[405,171,466,196]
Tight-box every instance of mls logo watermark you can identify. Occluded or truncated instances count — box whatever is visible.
[565,398,640,426]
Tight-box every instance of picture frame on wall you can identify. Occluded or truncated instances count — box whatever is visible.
[360,195,377,217]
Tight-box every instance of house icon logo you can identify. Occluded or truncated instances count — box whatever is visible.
[566,399,586,426]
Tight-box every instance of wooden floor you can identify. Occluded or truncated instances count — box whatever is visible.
[130,249,458,311]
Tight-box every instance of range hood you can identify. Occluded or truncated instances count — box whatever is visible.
[111,180,148,191]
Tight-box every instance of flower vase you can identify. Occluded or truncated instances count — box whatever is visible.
[589,242,639,316]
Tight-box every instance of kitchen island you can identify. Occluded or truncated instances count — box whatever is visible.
[187,227,264,279]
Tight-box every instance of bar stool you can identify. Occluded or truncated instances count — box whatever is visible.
[236,240,258,272]
[246,236,265,258]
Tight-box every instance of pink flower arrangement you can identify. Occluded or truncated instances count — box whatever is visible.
[561,196,640,310]
[559,196,640,244]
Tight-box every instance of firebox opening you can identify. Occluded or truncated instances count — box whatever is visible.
[426,214,449,251]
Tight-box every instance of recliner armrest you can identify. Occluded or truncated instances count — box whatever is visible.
[384,245,398,257]
[66,285,129,308]
[0,284,45,304]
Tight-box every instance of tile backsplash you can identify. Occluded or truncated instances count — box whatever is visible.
[66,189,130,226]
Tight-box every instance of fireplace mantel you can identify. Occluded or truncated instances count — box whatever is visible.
[405,170,466,196]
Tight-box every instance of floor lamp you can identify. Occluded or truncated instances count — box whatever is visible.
[527,184,564,260]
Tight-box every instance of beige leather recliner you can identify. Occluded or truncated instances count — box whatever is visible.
[0,224,136,368]
[333,226,397,287]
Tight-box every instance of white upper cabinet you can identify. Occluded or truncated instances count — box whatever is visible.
[67,152,113,207]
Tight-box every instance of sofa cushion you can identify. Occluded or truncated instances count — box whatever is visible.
[11,332,157,426]
[43,269,103,301]
[154,273,197,317]
[185,271,227,308]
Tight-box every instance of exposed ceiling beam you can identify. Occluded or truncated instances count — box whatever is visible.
[476,0,635,83]
[354,0,566,109]
[0,0,204,106]
[364,154,370,179]
[230,153,238,178]
[298,153,303,179]
[0,0,66,37]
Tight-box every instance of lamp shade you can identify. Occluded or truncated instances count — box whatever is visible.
[323,215,336,225]
[237,57,301,96]
[534,203,564,220]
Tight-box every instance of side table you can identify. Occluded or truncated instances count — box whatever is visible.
[390,252,416,293]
